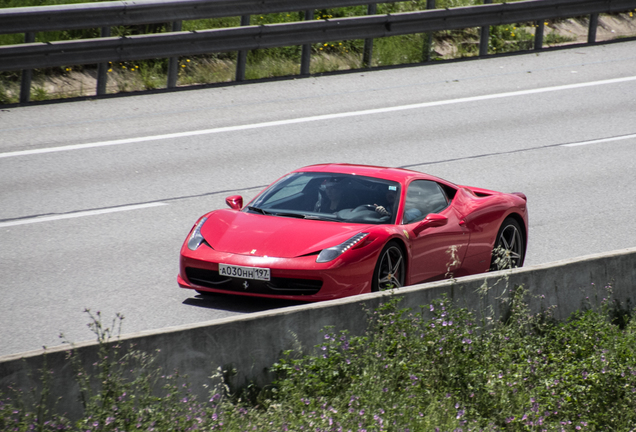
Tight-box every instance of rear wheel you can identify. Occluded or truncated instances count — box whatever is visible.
[372,241,405,292]
[490,217,525,271]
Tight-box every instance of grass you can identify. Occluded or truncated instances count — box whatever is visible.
[0,3,631,102]
[1,282,635,431]
[3,0,577,103]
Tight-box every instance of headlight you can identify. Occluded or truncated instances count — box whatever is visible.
[187,217,208,251]
[316,233,369,263]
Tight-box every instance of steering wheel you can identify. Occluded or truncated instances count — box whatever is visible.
[352,204,376,212]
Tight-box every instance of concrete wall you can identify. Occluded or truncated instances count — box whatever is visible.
[2,247,635,419]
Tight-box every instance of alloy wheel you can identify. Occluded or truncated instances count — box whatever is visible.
[376,245,405,290]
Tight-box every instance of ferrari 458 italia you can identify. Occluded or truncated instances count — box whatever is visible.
[178,164,528,301]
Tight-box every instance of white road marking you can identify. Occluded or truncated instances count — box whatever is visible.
[0,202,167,228]
[1,76,635,159]
[561,133,636,147]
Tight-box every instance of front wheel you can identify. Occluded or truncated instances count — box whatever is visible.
[490,217,525,271]
[372,241,405,292]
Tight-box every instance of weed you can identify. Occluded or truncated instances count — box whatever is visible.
[2,285,636,430]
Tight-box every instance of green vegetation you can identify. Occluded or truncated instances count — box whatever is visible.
[0,0,630,103]
[1,284,635,431]
[1,0,557,104]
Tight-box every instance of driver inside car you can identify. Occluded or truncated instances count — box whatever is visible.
[373,188,397,217]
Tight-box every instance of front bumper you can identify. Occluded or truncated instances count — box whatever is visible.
[178,242,378,301]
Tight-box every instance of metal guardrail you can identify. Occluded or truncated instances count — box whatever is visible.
[0,0,413,34]
[1,0,635,104]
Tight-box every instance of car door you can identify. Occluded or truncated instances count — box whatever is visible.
[401,180,469,284]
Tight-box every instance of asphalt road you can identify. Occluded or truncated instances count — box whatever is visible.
[1,41,635,357]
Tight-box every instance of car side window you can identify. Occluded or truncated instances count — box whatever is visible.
[402,180,449,224]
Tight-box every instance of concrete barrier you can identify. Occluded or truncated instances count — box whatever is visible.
[2,247,635,419]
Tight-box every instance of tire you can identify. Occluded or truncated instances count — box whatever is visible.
[372,241,406,292]
[490,217,525,271]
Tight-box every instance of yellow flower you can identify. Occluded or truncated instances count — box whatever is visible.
[186,59,190,63]
[511,33,515,37]
[108,69,112,73]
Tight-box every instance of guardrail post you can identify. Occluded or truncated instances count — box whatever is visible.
[236,15,251,82]
[96,27,111,96]
[362,3,377,68]
[534,20,544,50]
[167,21,183,88]
[301,9,314,75]
[588,13,599,44]
[19,32,35,104]
[422,0,435,62]
[479,0,493,57]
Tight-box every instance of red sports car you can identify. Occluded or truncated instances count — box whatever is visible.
[178,164,528,301]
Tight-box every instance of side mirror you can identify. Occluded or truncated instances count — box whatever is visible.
[225,195,243,210]
[413,213,448,236]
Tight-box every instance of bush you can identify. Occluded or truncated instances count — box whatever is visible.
[2,284,635,431]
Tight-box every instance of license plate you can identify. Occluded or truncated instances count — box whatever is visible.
[218,264,270,281]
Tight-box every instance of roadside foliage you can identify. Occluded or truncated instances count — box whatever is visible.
[2,285,636,431]
[3,0,635,103]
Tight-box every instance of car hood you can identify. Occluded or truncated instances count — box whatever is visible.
[200,209,374,258]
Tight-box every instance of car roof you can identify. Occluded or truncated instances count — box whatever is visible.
[293,163,452,185]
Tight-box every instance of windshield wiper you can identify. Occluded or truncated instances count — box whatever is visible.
[306,215,342,222]
[270,211,341,221]
[250,207,342,222]
[247,206,271,215]
[273,212,309,219]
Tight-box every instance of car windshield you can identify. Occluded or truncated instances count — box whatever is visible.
[246,172,401,224]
